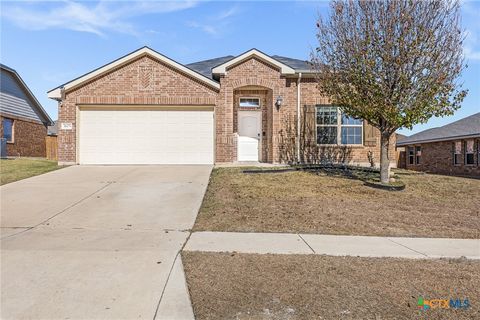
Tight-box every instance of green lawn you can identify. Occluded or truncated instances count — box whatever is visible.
[0,158,62,185]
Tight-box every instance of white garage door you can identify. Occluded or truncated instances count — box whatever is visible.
[78,107,214,164]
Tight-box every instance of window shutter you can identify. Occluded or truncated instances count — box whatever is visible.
[478,139,480,166]
[455,141,462,154]
[466,140,474,153]
[452,142,454,165]
[302,105,317,144]
[363,122,377,147]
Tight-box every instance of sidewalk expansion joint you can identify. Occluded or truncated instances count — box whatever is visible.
[298,234,316,254]
[0,168,136,241]
[387,238,429,258]
[152,250,180,320]
[0,182,114,241]
[153,227,194,319]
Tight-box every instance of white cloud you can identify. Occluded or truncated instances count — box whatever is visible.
[1,1,198,37]
[464,29,480,61]
[187,5,240,36]
[186,21,218,35]
[216,6,239,20]
[462,2,480,61]
[465,46,480,60]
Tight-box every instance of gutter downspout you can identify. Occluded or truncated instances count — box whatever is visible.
[296,73,302,164]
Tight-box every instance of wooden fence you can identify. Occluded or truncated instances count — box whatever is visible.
[45,136,58,160]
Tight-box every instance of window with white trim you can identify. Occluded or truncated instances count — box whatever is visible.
[465,140,475,165]
[239,98,260,108]
[315,106,363,145]
[453,141,461,165]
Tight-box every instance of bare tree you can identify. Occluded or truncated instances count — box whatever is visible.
[313,0,467,183]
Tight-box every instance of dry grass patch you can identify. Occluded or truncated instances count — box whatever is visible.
[0,158,61,185]
[193,168,479,238]
[183,252,480,320]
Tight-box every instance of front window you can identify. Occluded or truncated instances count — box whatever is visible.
[465,140,475,165]
[341,114,363,145]
[239,98,260,108]
[3,118,14,143]
[317,126,337,144]
[316,106,363,145]
[415,146,421,165]
[316,106,338,144]
[453,141,461,165]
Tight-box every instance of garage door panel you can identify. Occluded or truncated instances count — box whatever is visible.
[79,108,214,164]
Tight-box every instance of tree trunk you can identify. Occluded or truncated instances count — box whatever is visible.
[380,132,391,184]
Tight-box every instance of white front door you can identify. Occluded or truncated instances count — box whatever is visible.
[237,111,261,161]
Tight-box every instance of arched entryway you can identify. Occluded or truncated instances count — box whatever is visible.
[233,86,274,162]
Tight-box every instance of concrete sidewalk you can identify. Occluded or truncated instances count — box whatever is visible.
[184,231,480,260]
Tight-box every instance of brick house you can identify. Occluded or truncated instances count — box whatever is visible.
[396,112,480,177]
[48,47,396,166]
[1,64,53,157]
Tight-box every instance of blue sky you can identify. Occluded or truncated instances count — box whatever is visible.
[1,0,479,135]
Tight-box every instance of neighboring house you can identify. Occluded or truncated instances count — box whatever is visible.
[396,113,480,177]
[395,133,407,169]
[48,47,396,166]
[1,64,53,157]
[48,120,58,136]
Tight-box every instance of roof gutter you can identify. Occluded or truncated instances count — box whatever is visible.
[396,133,480,146]
[47,87,64,101]
[297,72,302,163]
[294,70,315,74]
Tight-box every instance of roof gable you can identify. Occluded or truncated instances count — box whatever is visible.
[0,64,53,125]
[48,47,220,99]
[212,49,296,75]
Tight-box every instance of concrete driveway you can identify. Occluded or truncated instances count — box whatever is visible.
[1,165,211,319]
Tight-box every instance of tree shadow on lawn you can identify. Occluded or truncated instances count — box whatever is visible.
[300,165,406,190]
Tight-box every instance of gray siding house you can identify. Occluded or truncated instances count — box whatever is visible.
[1,64,52,157]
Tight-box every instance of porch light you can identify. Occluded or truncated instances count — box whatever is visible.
[275,96,283,109]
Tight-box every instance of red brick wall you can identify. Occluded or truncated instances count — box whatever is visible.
[216,67,396,165]
[57,53,396,166]
[58,55,218,163]
[297,79,396,166]
[215,57,297,163]
[0,115,47,157]
[404,139,480,177]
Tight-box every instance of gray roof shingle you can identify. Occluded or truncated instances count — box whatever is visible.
[186,53,313,79]
[186,56,235,79]
[397,112,480,146]
[271,55,313,71]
